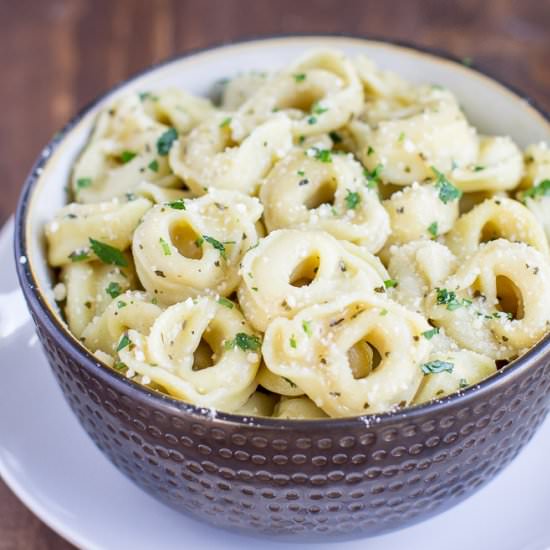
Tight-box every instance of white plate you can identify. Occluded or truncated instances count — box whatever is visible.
[1,217,549,549]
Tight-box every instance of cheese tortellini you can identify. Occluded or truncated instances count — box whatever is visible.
[45,49,550,418]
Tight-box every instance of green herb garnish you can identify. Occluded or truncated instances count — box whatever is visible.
[89,238,128,267]
[435,288,471,311]
[432,166,462,204]
[156,128,178,156]
[384,279,398,289]
[367,146,375,156]
[345,190,361,210]
[167,198,186,210]
[202,235,227,259]
[459,378,469,388]
[428,221,438,238]
[106,281,122,299]
[293,73,306,82]
[116,333,131,352]
[302,320,312,337]
[159,237,171,256]
[120,150,137,163]
[117,300,127,309]
[76,177,92,190]
[364,164,383,189]
[290,335,297,348]
[225,332,261,351]
[148,159,159,172]
[521,179,550,201]
[422,327,440,340]
[219,117,232,128]
[217,297,234,309]
[421,360,454,375]
[308,147,332,163]
[69,249,90,262]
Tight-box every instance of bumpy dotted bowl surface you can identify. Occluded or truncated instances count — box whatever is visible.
[14,36,550,541]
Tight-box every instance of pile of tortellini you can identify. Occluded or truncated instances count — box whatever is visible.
[45,49,550,419]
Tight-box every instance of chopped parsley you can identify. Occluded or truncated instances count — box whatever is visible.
[380,308,389,316]
[219,117,232,128]
[421,360,454,375]
[156,128,178,156]
[293,73,306,82]
[312,103,328,115]
[117,300,127,309]
[329,131,342,143]
[202,235,227,259]
[217,297,234,309]
[398,132,406,142]
[432,166,462,203]
[139,91,158,101]
[422,327,440,340]
[120,150,137,163]
[302,320,312,337]
[148,159,159,172]
[113,361,127,371]
[225,332,261,352]
[367,146,375,156]
[76,177,92,190]
[167,198,186,210]
[89,238,128,267]
[69,249,90,262]
[116,333,131,352]
[297,170,305,177]
[289,335,297,348]
[307,116,318,125]
[435,287,471,311]
[159,237,171,256]
[521,179,550,201]
[105,281,122,299]
[474,165,485,172]
[459,378,469,388]
[345,190,361,210]
[384,279,398,289]
[308,147,332,163]
[364,164,383,189]
[428,221,439,238]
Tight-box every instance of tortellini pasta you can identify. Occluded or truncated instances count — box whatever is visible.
[45,49,550,418]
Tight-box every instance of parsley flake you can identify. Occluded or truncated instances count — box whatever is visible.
[432,166,462,204]
[148,159,159,172]
[422,327,440,340]
[293,73,306,82]
[364,164,383,188]
[219,117,232,128]
[225,333,261,351]
[167,198,186,210]
[428,221,439,238]
[367,146,375,156]
[312,103,328,115]
[459,378,469,388]
[89,238,128,267]
[105,281,122,299]
[76,177,92,190]
[384,279,398,289]
[308,147,332,163]
[69,250,90,262]
[345,190,361,210]
[217,297,234,309]
[156,128,178,156]
[159,237,171,256]
[202,235,227,259]
[421,360,454,375]
[120,150,137,163]
[290,335,297,348]
[302,320,312,337]
[116,333,131,352]
[435,288,471,311]
[521,179,550,201]
[117,300,127,309]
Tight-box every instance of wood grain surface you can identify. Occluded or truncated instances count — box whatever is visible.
[1,0,549,547]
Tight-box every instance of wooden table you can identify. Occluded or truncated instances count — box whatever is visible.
[1,0,549,547]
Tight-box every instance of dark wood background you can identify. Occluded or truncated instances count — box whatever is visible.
[1,0,549,547]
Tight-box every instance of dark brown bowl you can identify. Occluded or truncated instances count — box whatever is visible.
[14,35,550,541]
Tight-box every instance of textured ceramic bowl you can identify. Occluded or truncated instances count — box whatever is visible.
[14,36,550,541]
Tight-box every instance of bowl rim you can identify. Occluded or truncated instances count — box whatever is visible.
[14,32,550,430]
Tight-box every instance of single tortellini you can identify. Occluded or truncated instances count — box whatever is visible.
[234,391,278,417]
[72,95,187,203]
[82,291,163,355]
[413,349,496,405]
[133,190,262,304]
[426,240,550,360]
[446,196,549,258]
[350,86,478,185]
[238,229,389,332]
[262,292,432,417]
[380,183,460,261]
[387,240,457,315]
[236,49,363,138]
[60,259,137,337]
[118,297,260,412]
[451,136,524,192]
[46,197,152,266]
[272,396,328,419]
[169,113,293,196]
[260,149,390,252]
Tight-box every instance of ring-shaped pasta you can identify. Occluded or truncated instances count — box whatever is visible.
[234,391,278,417]
[262,292,431,417]
[387,240,457,315]
[238,229,389,332]
[119,297,260,412]
[82,291,163,355]
[256,363,305,397]
[426,240,550,359]
[46,197,152,267]
[446,197,549,259]
[260,149,390,252]
[169,113,293,196]
[235,49,363,138]
[451,136,524,192]
[133,190,263,304]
